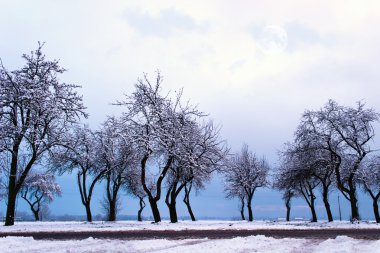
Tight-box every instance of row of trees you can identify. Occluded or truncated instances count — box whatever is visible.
[274,100,380,222]
[0,45,228,225]
[1,45,379,226]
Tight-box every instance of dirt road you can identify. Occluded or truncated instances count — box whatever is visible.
[1,229,379,240]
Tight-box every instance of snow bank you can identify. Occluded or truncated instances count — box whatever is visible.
[0,220,379,233]
[1,235,380,253]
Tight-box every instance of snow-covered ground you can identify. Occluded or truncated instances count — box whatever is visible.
[0,220,379,233]
[1,235,380,253]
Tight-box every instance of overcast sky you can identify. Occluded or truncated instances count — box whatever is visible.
[1,0,380,220]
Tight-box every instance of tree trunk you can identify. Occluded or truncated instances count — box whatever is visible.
[184,199,195,221]
[5,188,17,226]
[141,155,173,223]
[148,197,161,222]
[165,185,179,223]
[285,198,291,222]
[310,196,317,222]
[138,197,145,222]
[108,200,116,221]
[32,209,40,221]
[240,197,245,220]
[168,203,178,223]
[322,190,333,222]
[5,149,19,226]
[183,183,196,221]
[348,190,360,221]
[373,198,380,223]
[247,198,253,222]
[85,204,92,222]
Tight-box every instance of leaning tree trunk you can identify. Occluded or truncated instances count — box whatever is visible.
[141,155,173,223]
[137,197,146,222]
[183,182,196,221]
[165,185,179,223]
[309,186,318,222]
[240,197,245,220]
[148,197,161,222]
[366,189,380,223]
[322,187,333,222]
[310,193,317,222]
[285,197,291,222]
[300,183,318,222]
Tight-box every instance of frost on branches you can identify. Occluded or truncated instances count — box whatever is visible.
[51,125,104,222]
[0,43,86,226]
[20,172,61,221]
[116,72,227,223]
[224,144,269,221]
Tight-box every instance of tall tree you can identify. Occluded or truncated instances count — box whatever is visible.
[165,121,227,223]
[0,44,86,225]
[116,72,203,222]
[301,100,379,220]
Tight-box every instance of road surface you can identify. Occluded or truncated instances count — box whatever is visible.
[1,229,379,240]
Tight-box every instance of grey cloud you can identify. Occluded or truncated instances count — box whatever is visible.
[125,8,205,38]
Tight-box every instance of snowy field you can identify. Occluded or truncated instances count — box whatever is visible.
[1,221,380,253]
[0,220,379,233]
[1,235,380,253]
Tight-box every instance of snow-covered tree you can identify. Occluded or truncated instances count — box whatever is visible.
[19,172,61,221]
[300,100,379,220]
[0,44,86,225]
[165,121,228,222]
[358,155,380,223]
[51,125,105,222]
[277,143,320,222]
[98,117,136,221]
[116,72,205,222]
[224,144,269,221]
[124,169,148,221]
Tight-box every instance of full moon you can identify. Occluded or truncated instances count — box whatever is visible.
[257,25,288,54]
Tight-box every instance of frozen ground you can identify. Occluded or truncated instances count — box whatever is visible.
[1,235,380,253]
[0,220,379,233]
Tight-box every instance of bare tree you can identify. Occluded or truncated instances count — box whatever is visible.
[358,155,380,223]
[51,125,106,222]
[225,184,246,220]
[116,72,204,222]
[282,190,295,222]
[224,144,269,221]
[125,169,148,221]
[277,143,320,222]
[20,172,61,221]
[0,44,86,225]
[165,121,228,223]
[273,171,295,222]
[301,100,379,220]
[98,117,136,221]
